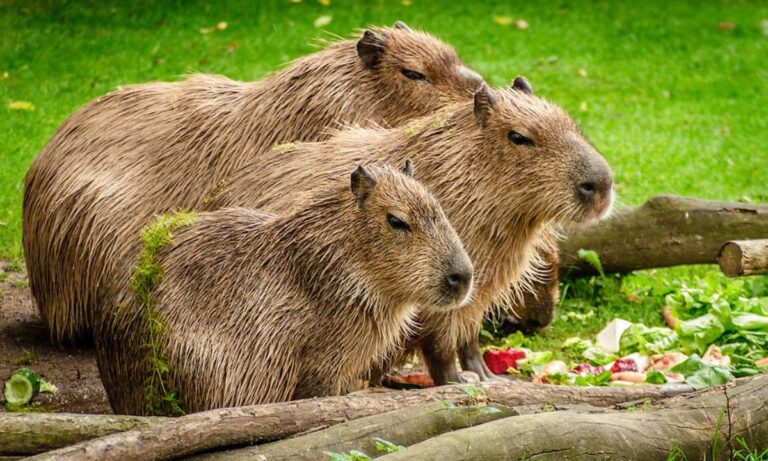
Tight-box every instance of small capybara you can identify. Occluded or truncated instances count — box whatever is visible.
[23,22,484,345]
[209,80,614,384]
[98,162,474,415]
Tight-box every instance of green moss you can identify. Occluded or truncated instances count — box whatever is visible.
[131,210,197,416]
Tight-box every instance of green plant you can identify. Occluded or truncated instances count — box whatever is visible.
[131,210,197,416]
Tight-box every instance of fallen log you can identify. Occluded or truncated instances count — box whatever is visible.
[23,381,692,461]
[0,413,167,456]
[559,195,768,276]
[378,375,768,461]
[719,239,768,277]
[191,402,516,461]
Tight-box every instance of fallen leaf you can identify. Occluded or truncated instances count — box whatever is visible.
[153,57,165,66]
[579,100,588,112]
[494,15,514,26]
[578,68,588,77]
[8,101,35,111]
[318,0,330,5]
[626,292,641,304]
[226,41,237,53]
[314,14,332,27]
[401,0,412,5]
[2,72,8,80]
[199,27,212,34]
[516,19,529,29]
[289,0,302,3]
[716,22,735,30]
[216,21,228,31]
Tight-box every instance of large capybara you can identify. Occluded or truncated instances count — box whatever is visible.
[209,80,614,384]
[98,162,474,415]
[23,23,484,345]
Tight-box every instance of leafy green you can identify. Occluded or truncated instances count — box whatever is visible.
[645,370,667,384]
[581,347,617,366]
[574,370,612,386]
[373,438,404,454]
[670,354,734,390]
[324,450,372,461]
[577,249,605,277]
[620,323,679,355]
[676,314,726,355]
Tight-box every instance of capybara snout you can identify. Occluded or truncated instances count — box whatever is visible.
[441,247,474,308]
[573,149,614,220]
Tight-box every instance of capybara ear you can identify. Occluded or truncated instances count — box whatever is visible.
[511,76,534,95]
[351,165,378,205]
[473,84,497,127]
[393,21,413,32]
[357,30,386,69]
[402,159,414,177]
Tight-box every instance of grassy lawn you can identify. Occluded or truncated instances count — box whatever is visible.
[1,1,767,361]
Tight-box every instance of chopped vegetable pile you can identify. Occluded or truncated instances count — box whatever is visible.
[483,273,768,389]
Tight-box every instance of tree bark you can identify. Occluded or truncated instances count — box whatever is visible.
[559,195,768,276]
[190,402,517,461]
[719,239,768,277]
[378,375,768,461]
[23,381,693,461]
[0,413,167,456]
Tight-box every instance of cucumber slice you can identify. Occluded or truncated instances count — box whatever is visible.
[4,368,41,406]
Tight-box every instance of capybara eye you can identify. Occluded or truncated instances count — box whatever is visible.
[387,213,411,231]
[508,130,535,147]
[401,69,429,82]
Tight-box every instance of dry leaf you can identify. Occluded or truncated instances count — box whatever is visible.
[216,21,228,31]
[516,19,529,29]
[289,0,302,3]
[401,0,412,5]
[2,72,8,80]
[318,0,330,5]
[493,15,514,26]
[8,101,35,111]
[199,27,212,34]
[226,41,238,53]
[314,15,332,27]
[578,68,588,77]
[716,22,735,30]
[579,101,588,112]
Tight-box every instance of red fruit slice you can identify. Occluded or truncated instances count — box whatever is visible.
[483,348,526,375]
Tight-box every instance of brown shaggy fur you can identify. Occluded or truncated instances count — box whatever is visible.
[23,24,483,344]
[209,83,614,384]
[97,163,473,414]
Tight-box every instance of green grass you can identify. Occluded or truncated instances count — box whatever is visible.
[2,0,768,258]
[2,2,767,447]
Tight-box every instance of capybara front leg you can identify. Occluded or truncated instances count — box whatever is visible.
[459,339,500,381]
[421,339,461,385]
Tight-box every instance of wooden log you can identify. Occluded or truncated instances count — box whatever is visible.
[378,375,768,461]
[23,381,693,461]
[719,239,768,277]
[191,402,516,461]
[0,413,167,456]
[559,195,768,276]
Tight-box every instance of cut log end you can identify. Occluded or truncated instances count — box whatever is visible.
[719,239,768,277]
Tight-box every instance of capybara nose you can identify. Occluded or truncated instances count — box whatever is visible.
[445,268,473,300]
[578,175,612,201]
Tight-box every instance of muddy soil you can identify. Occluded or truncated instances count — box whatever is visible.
[0,261,111,414]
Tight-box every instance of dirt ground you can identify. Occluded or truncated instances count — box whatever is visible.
[0,261,111,414]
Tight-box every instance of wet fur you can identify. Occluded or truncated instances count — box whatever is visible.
[22,25,481,344]
[209,87,613,377]
[98,165,470,414]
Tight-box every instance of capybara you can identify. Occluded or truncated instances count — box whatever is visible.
[209,80,614,384]
[23,22,484,344]
[98,162,474,415]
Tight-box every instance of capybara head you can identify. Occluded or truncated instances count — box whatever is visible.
[357,22,484,112]
[349,161,474,310]
[471,79,614,224]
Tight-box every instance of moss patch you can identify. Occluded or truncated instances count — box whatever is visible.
[131,210,197,416]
